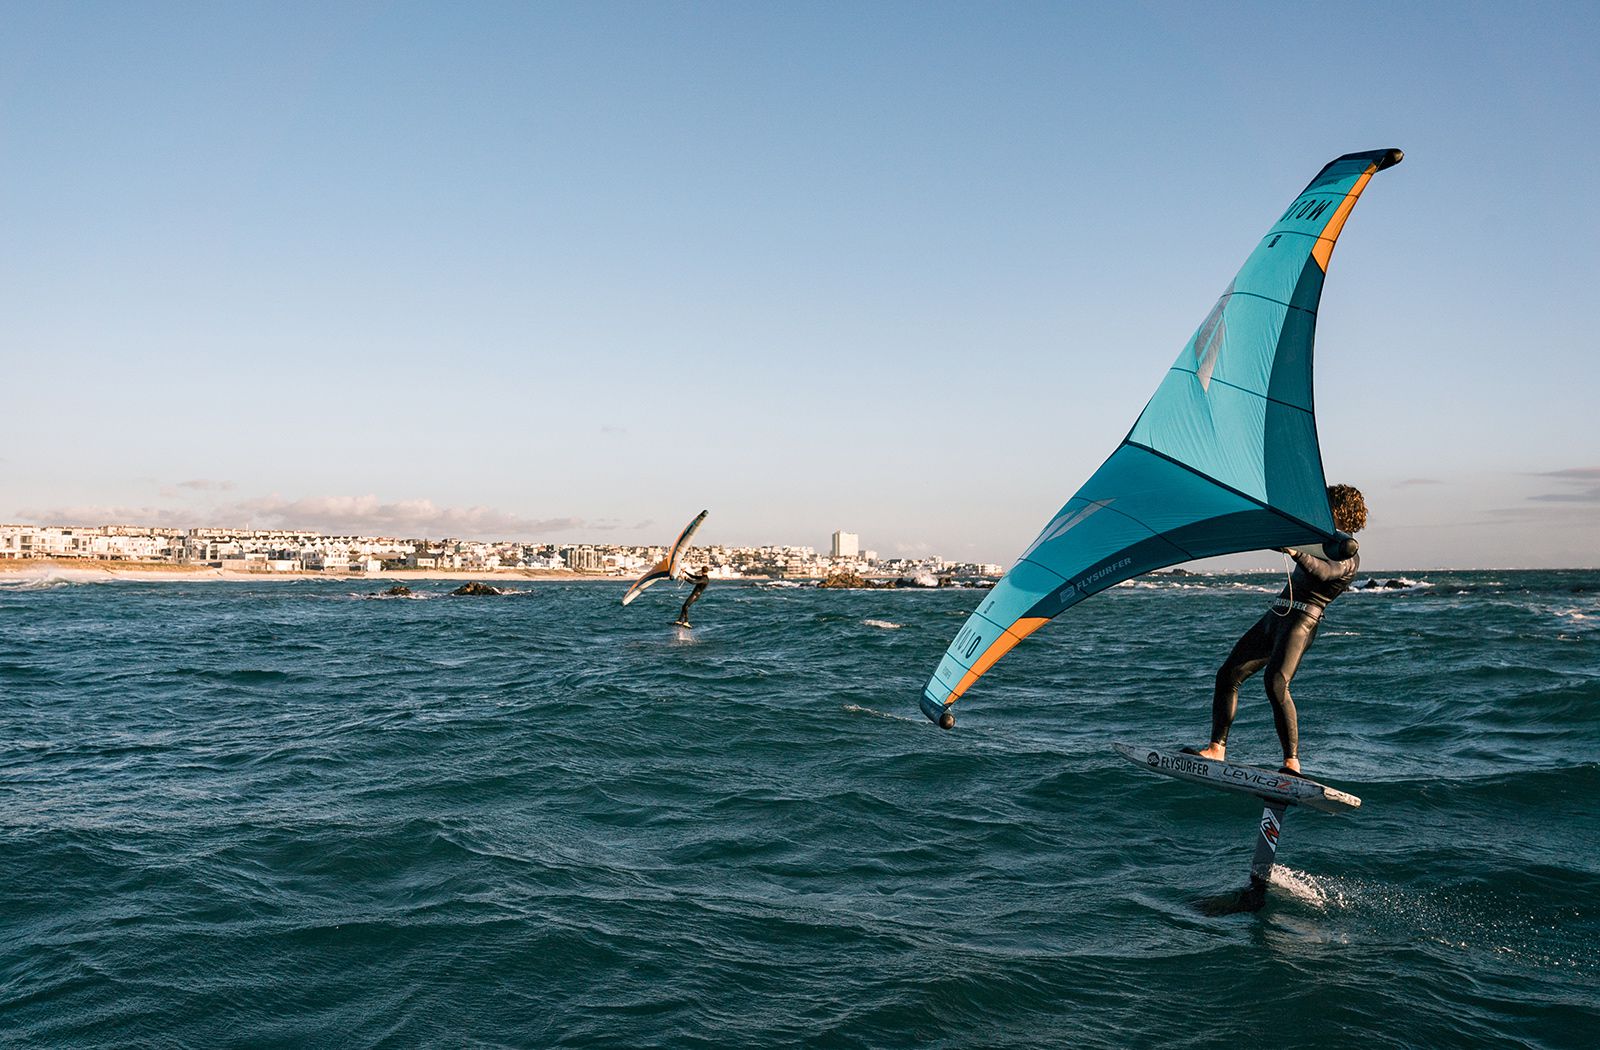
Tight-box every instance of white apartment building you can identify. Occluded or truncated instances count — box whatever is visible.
[299,544,351,572]
[0,524,180,561]
[0,524,41,559]
[831,531,859,558]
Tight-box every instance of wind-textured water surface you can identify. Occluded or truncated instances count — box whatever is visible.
[2,570,1596,1047]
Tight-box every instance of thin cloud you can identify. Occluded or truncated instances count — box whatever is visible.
[228,495,586,539]
[1528,466,1600,505]
[160,479,238,498]
[12,495,589,539]
[1529,490,1600,504]
[17,504,197,529]
[1484,505,1599,524]
[1398,477,1443,487]
[599,424,627,435]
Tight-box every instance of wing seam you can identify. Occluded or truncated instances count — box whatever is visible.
[1161,368,1316,414]
[1123,440,1333,539]
[1217,289,1316,316]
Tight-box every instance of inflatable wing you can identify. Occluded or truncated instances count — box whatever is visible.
[921,149,1403,727]
[622,509,708,606]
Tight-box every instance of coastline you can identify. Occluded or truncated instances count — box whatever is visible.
[0,559,662,584]
[0,561,963,586]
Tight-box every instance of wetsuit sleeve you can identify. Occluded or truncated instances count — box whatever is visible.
[1288,549,1353,582]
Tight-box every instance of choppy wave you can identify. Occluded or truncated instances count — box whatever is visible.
[1119,576,1281,593]
[1,570,1595,1047]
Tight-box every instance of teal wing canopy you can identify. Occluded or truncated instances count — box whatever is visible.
[920,149,1402,726]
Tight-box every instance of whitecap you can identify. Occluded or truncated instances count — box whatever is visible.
[842,703,919,723]
[1268,866,1342,910]
[0,570,100,590]
[1349,577,1432,595]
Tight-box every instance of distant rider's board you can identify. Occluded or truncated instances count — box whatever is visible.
[1112,743,1360,814]
[1113,743,1362,904]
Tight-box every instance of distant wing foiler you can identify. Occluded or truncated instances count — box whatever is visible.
[921,149,1403,727]
[622,510,709,606]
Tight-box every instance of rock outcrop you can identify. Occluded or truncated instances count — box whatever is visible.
[450,581,506,596]
[817,570,893,590]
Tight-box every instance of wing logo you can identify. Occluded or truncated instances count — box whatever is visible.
[1281,196,1337,223]
[1058,556,1134,603]
[952,625,983,660]
[1192,283,1234,391]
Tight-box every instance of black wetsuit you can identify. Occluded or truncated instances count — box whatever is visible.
[1211,545,1359,761]
[677,573,709,625]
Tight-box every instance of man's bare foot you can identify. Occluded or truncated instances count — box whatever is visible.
[1281,756,1301,774]
[1184,743,1226,761]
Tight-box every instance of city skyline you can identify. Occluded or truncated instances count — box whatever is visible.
[3,4,1595,569]
[1,515,881,553]
[0,519,1001,580]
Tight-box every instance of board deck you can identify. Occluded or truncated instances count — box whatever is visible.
[1112,743,1361,814]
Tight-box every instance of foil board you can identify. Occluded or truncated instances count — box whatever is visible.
[1112,743,1361,814]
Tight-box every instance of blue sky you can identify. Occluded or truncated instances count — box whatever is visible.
[2,2,1595,568]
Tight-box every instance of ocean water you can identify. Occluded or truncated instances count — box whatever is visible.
[2,569,1596,1048]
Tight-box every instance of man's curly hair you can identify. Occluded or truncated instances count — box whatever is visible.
[1327,484,1367,534]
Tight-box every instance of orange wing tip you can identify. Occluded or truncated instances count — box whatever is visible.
[1311,149,1402,271]
[946,616,1052,704]
[1312,172,1373,272]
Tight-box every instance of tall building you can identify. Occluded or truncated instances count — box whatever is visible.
[831,531,859,558]
[563,545,604,572]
